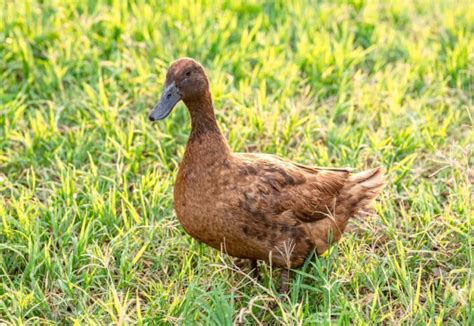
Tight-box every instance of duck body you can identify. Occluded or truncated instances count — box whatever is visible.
[173,120,383,268]
[149,58,385,270]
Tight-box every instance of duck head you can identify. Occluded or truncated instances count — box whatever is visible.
[149,58,210,121]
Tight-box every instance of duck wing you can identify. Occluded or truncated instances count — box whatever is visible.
[233,153,384,223]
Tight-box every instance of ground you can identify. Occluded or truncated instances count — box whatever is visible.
[0,0,472,324]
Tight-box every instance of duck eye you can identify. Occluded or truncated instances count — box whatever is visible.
[185,70,192,77]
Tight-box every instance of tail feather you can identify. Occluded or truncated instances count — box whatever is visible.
[344,167,385,215]
[310,167,385,255]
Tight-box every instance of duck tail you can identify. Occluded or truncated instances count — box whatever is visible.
[341,167,385,216]
[309,167,385,255]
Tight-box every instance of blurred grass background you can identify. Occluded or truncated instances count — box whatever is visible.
[0,0,472,324]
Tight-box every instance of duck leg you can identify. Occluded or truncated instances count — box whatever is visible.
[234,258,260,280]
[250,259,260,281]
[279,268,292,294]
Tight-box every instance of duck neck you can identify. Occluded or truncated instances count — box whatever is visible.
[184,91,230,155]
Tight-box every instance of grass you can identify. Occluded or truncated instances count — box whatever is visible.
[0,0,472,324]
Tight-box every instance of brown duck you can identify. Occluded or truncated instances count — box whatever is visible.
[149,58,385,292]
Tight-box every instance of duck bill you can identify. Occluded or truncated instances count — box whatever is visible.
[149,82,181,121]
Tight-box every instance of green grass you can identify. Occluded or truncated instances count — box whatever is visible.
[0,0,472,324]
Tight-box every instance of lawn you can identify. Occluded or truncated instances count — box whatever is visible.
[0,0,472,324]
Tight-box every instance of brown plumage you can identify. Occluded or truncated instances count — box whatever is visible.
[149,58,385,291]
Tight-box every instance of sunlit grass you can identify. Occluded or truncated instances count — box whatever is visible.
[0,0,472,324]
